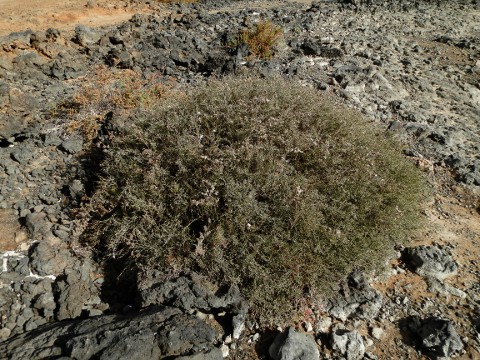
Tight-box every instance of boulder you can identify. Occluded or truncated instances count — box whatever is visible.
[0,306,223,360]
[403,316,464,359]
[138,271,248,339]
[402,245,458,280]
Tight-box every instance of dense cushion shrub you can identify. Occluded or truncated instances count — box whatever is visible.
[85,77,424,324]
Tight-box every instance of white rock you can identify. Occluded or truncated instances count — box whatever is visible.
[305,321,313,332]
[371,327,384,340]
[221,344,229,358]
[316,317,332,333]
[195,310,208,320]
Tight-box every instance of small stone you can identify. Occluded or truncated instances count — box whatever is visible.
[19,209,31,218]
[326,271,382,321]
[221,344,229,358]
[316,317,332,333]
[331,329,365,360]
[87,309,103,317]
[33,205,45,213]
[69,179,85,199]
[371,327,384,340]
[59,137,83,154]
[417,317,464,358]
[224,335,232,344]
[34,293,56,311]
[53,228,69,240]
[0,327,11,339]
[11,147,33,165]
[248,333,260,343]
[196,310,208,320]
[42,133,62,146]
[24,319,37,332]
[269,327,320,360]
[73,24,102,46]
[305,321,313,332]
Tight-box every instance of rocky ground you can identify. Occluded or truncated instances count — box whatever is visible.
[0,0,479,359]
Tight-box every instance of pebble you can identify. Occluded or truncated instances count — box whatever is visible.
[371,327,384,340]
[221,344,229,358]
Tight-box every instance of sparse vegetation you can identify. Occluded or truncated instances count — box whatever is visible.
[231,21,283,59]
[54,65,173,143]
[84,77,425,325]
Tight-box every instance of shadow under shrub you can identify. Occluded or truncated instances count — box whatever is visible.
[85,77,424,325]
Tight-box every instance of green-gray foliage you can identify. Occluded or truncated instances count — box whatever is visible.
[85,77,424,325]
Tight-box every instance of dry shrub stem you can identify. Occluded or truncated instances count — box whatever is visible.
[84,77,425,325]
[54,65,172,143]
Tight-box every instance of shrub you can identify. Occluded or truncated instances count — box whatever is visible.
[85,77,424,325]
[231,21,283,59]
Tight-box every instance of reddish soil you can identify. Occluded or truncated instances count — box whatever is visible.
[0,0,151,37]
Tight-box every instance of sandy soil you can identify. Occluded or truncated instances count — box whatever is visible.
[0,0,149,37]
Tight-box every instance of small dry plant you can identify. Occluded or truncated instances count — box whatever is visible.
[233,21,283,59]
[55,65,173,143]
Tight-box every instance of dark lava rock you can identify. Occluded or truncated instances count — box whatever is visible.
[401,316,464,359]
[59,136,83,154]
[331,328,365,360]
[24,213,53,239]
[138,271,248,339]
[10,146,34,165]
[157,313,218,356]
[0,306,222,360]
[74,25,102,47]
[326,270,382,321]
[1,252,29,276]
[68,179,85,199]
[42,132,63,146]
[402,245,458,280]
[49,58,86,80]
[8,88,37,113]
[54,265,101,321]
[269,327,319,360]
[0,115,27,141]
[302,39,343,58]
[418,318,464,358]
[176,349,223,360]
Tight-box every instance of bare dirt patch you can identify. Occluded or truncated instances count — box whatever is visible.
[0,0,151,37]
